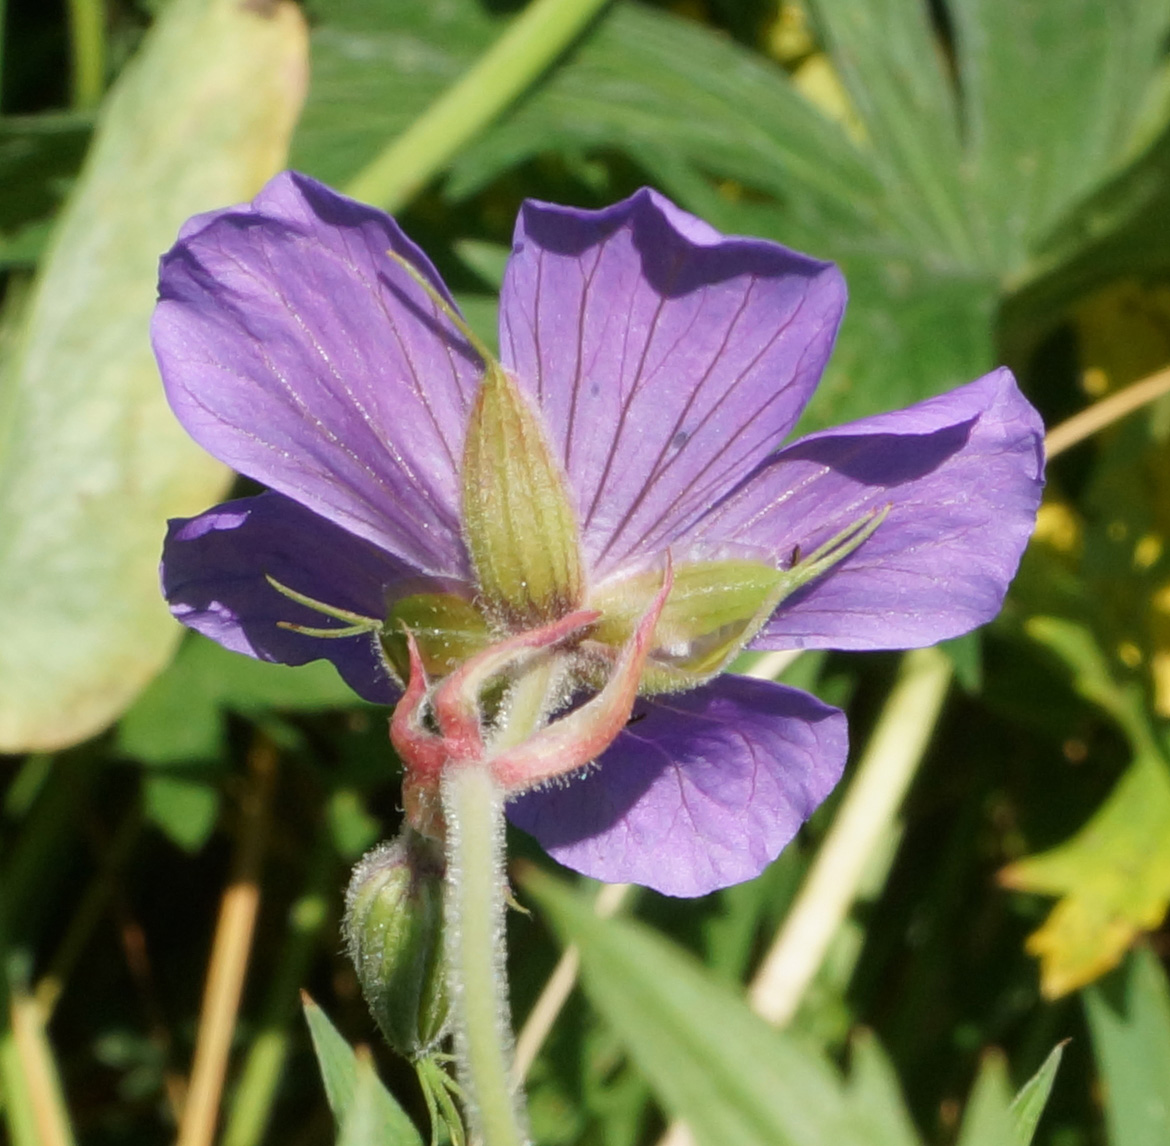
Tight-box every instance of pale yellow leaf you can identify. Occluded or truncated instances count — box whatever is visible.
[0,0,307,750]
[1001,754,1170,998]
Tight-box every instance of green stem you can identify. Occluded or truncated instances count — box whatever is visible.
[344,0,612,212]
[441,763,529,1146]
[66,0,105,111]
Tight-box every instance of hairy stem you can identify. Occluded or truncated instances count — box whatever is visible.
[442,763,529,1146]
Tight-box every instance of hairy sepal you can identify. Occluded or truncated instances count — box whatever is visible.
[461,362,585,628]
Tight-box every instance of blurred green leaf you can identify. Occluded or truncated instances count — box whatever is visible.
[1085,946,1170,1146]
[1022,616,1159,758]
[453,238,509,290]
[0,0,308,752]
[844,1031,920,1146]
[0,113,91,266]
[292,0,500,188]
[450,3,885,240]
[452,292,499,357]
[1002,753,1170,999]
[955,1051,1017,1146]
[118,634,360,767]
[1009,1042,1065,1146]
[142,773,220,853]
[805,0,969,261]
[336,1053,386,1146]
[523,866,921,1146]
[445,1,1000,420]
[1015,122,1170,328]
[941,632,983,694]
[327,788,381,861]
[951,0,1170,276]
[302,994,423,1146]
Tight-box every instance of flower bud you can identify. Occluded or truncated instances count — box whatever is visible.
[380,591,491,681]
[586,507,891,693]
[589,556,785,690]
[343,828,449,1059]
[462,362,584,628]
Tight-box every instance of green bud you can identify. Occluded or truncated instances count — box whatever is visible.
[381,592,492,681]
[462,362,585,628]
[589,558,785,691]
[588,507,889,693]
[343,828,449,1059]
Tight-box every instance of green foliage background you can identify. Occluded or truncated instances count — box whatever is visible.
[3,0,1170,1143]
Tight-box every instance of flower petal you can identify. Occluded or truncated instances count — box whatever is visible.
[506,675,847,897]
[498,188,845,579]
[153,171,479,576]
[699,367,1044,649]
[161,491,435,704]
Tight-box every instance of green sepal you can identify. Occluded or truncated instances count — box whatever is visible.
[589,559,786,692]
[588,507,889,694]
[461,362,585,628]
[343,829,450,1060]
[381,593,492,681]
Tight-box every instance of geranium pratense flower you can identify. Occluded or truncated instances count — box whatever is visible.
[155,172,1043,897]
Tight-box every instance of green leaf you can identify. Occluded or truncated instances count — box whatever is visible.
[1085,947,1170,1146]
[804,255,997,431]
[1001,616,1170,995]
[940,632,983,695]
[451,3,999,425]
[118,634,360,767]
[302,994,423,1146]
[955,1051,1017,1146]
[292,0,501,188]
[453,239,509,291]
[1002,753,1170,999]
[0,0,308,752]
[844,1031,921,1146]
[1011,121,1170,330]
[143,774,221,853]
[951,0,1170,273]
[804,0,971,262]
[449,2,886,241]
[327,789,382,862]
[1023,616,1159,760]
[0,113,92,265]
[1009,1042,1064,1146]
[522,866,919,1146]
[337,1053,392,1146]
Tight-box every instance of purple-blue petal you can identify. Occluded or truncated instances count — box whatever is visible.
[498,188,846,580]
[153,171,478,577]
[695,367,1044,650]
[507,675,847,897]
[160,491,433,704]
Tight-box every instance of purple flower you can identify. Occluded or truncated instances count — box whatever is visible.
[155,172,1043,897]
